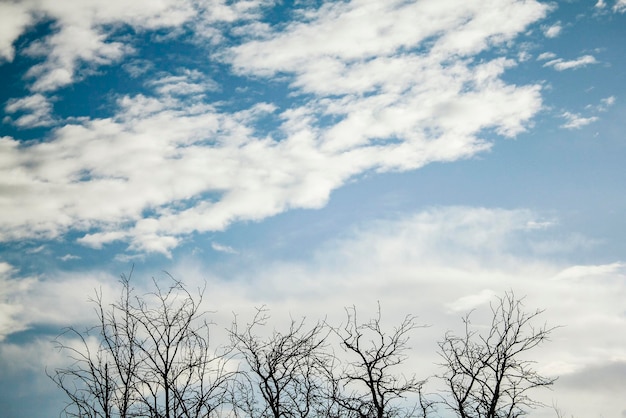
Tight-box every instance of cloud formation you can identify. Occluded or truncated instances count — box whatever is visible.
[1,0,273,92]
[560,111,599,129]
[543,23,562,38]
[2,206,624,417]
[0,0,547,254]
[4,94,55,128]
[544,54,598,71]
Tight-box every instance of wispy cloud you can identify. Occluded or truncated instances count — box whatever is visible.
[445,289,496,312]
[537,51,557,61]
[614,0,626,13]
[560,111,599,129]
[148,70,219,97]
[58,254,81,262]
[551,262,624,281]
[544,55,598,71]
[211,242,238,254]
[600,95,616,108]
[4,94,55,128]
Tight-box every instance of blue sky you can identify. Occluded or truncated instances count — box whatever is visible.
[1,0,625,416]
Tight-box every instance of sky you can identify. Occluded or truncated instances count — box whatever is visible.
[0,0,625,416]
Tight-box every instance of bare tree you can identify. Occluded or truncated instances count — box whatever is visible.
[49,272,235,418]
[229,307,333,418]
[50,272,559,418]
[328,304,430,418]
[438,292,557,418]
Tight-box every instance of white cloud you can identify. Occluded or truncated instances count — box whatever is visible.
[614,0,626,12]
[27,245,46,254]
[211,242,238,254]
[544,55,598,71]
[592,95,617,113]
[551,262,624,281]
[444,289,496,312]
[147,69,219,97]
[536,51,556,60]
[560,111,599,129]
[227,0,548,80]
[601,95,616,107]
[0,0,548,254]
[0,2,33,62]
[0,265,124,340]
[3,0,275,92]
[544,23,562,38]
[58,254,81,261]
[214,207,625,418]
[4,94,55,128]
[0,263,38,340]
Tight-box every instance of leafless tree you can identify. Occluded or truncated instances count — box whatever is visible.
[229,307,333,418]
[49,272,235,418]
[328,304,430,418]
[50,272,559,418]
[438,292,557,418]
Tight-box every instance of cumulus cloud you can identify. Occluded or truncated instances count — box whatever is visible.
[544,54,598,71]
[0,0,548,254]
[614,0,626,12]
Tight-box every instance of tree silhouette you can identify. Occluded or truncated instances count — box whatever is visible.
[50,274,557,418]
[327,304,431,418]
[438,292,557,418]
[229,307,333,418]
[49,272,234,418]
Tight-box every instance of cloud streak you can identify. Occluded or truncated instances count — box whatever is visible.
[544,54,598,71]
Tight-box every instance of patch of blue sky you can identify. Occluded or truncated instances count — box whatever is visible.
[0,236,109,277]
